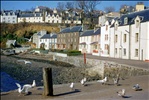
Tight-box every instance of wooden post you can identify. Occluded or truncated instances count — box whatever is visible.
[43,68,53,96]
[84,53,86,64]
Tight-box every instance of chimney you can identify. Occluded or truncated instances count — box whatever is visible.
[94,27,96,33]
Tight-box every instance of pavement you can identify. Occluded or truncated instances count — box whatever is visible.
[78,54,149,70]
[1,54,149,100]
[1,75,149,100]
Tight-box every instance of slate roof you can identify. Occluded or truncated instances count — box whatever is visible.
[60,26,82,33]
[40,34,51,39]
[111,9,149,27]
[1,11,17,16]
[80,28,101,37]
[40,34,57,39]
[80,30,94,37]
[94,28,101,35]
[18,13,42,17]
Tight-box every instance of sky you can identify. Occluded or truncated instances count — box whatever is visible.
[1,1,149,12]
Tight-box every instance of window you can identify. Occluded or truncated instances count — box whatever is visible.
[135,33,139,42]
[105,35,108,41]
[135,49,138,57]
[123,34,127,42]
[124,17,128,24]
[105,44,108,50]
[136,20,140,28]
[115,48,117,54]
[115,35,118,43]
[123,48,126,56]
[106,25,108,30]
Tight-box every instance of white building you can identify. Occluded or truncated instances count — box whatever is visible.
[45,13,62,23]
[18,12,44,23]
[100,21,111,57]
[79,30,94,54]
[0,11,17,23]
[98,12,120,27]
[109,9,149,61]
[79,28,101,55]
[32,30,47,48]
[39,33,57,50]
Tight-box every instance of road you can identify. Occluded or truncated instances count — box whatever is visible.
[78,54,149,70]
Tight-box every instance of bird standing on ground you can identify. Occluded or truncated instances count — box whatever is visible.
[17,60,32,65]
[80,77,87,86]
[117,89,125,97]
[16,80,36,96]
[97,77,107,85]
[113,77,119,86]
[70,82,74,91]
[133,84,141,91]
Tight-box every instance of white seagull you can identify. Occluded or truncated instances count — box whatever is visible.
[16,80,36,95]
[70,82,74,91]
[17,60,32,64]
[80,77,87,86]
[97,77,107,85]
[117,89,125,97]
[133,84,141,91]
[113,77,119,85]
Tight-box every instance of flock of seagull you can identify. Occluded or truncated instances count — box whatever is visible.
[69,76,142,98]
[15,76,142,98]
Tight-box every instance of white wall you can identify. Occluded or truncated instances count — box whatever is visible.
[100,21,110,57]
[131,21,149,60]
[79,36,92,53]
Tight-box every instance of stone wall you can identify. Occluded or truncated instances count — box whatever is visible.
[54,55,149,79]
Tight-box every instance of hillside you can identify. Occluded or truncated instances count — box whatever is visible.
[0,23,60,48]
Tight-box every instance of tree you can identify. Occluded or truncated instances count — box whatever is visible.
[120,4,128,14]
[65,2,74,10]
[104,6,115,13]
[75,0,101,28]
[57,2,65,12]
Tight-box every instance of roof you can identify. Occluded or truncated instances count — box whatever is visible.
[40,34,51,39]
[79,42,86,45]
[94,28,101,35]
[80,30,94,37]
[40,34,57,39]
[80,28,101,37]
[18,12,43,17]
[119,9,149,26]
[90,41,98,45]
[60,26,82,33]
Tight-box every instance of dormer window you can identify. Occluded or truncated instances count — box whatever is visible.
[135,19,140,28]
[124,17,128,25]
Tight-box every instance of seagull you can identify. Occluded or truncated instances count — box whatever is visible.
[133,84,141,91]
[16,80,36,95]
[117,89,125,97]
[81,77,87,86]
[113,77,119,85]
[70,82,74,91]
[97,77,107,85]
[17,60,31,64]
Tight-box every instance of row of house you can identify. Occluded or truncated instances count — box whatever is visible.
[0,7,83,24]
[32,9,149,61]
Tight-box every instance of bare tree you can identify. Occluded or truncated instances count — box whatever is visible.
[104,6,115,13]
[119,4,128,14]
[57,2,65,12]
[76,0,101,28]
[65,2,74,10]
